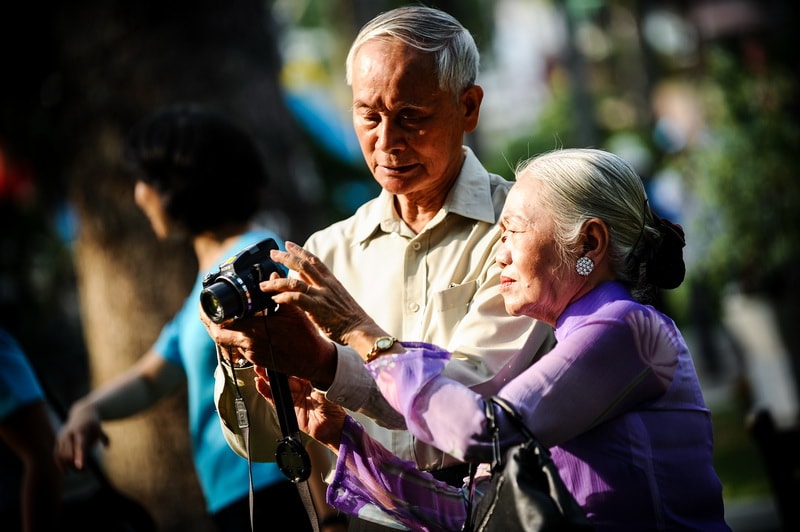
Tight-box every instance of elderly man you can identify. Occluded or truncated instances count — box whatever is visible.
[208,6,554,531]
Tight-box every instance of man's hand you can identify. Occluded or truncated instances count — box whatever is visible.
[200,302,338,388]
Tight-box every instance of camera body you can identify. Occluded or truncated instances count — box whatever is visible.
[200,238,285,324]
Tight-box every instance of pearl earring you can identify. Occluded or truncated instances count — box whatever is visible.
[576,256,594,276]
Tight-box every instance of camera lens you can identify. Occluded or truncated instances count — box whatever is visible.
[200,281,244,324]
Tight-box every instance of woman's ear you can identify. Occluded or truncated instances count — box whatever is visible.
[581,218,610,262]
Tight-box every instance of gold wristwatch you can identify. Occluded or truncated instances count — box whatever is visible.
[365,335,398,363]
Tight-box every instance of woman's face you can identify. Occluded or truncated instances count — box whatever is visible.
[495,178,582,326]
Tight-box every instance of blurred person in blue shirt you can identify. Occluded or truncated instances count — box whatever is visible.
[0,325,62,532]
[54,105,318,531]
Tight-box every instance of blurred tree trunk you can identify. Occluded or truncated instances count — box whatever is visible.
[49,1,322,530]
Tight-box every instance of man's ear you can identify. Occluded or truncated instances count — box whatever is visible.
[462,84,484,133]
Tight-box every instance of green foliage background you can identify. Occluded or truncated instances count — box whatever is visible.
[678,49,800,299]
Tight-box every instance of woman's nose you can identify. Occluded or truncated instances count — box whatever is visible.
[495,243,510,269]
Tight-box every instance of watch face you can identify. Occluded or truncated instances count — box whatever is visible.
[377,337,393,349]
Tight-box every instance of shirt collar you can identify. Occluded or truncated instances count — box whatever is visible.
[353,146,498,244]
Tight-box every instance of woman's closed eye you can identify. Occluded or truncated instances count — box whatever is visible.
[500,227,528,243]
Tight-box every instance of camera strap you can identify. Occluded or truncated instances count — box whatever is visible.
[221,355,321,532]
[224,355,257,531]
[267,368,313,483]
[264,349,320,532]
[218,331,320,531]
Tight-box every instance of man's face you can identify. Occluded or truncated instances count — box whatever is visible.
[350,39,482,199]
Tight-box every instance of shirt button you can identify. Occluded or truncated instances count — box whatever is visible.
[335,396,345,403]
[408,302,420,312]
[412,242,421,250]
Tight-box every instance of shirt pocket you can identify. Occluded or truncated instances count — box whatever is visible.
[433,279,478,313]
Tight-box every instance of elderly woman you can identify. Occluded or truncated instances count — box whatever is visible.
[204,148,730,531]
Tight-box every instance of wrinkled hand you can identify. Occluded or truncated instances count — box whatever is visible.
[200,302,337,387]
[253,366,346,451]
[263,241,384,346]
[54,402,109,472]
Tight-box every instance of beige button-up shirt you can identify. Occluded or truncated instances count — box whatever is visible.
[304,147,554,471]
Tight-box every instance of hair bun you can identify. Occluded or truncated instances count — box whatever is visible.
[646,218,686,289]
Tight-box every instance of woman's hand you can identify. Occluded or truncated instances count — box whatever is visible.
[253,366,346,451]
[263,242,391,353]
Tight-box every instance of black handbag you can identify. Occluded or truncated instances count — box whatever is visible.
[462,396,593,531]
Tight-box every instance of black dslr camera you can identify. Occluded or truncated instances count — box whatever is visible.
[200,238,285,324]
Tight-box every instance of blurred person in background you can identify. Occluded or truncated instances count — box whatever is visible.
[0,325,62,532]
[54,105,331,531]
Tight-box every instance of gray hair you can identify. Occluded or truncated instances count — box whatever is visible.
[345,6,479,96]
[516,148,665,300]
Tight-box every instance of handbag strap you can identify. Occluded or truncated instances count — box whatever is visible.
[484,397,593,529]
[462,396,514,530]
[462,395,544,531]
[489,395,538,444]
